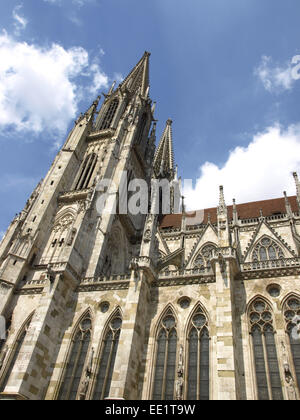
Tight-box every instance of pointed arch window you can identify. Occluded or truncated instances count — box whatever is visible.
[92,313,122,400]
[58,316,92,400]
[74,153,97,191]
[284,296,300,389]
[99,99,119,130]
[252,237,284,262]
[135,113,147,144]
[249,299,283,400]
[0,318,30,392]
[194,244,217,270]
[152,309,177,400]
[187,307,210,400]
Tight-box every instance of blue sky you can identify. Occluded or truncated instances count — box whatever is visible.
[1,0,300,236]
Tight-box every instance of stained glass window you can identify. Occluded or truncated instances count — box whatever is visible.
[99,99,119,130]
[252,237,284,262]
[194,244,216,270]
[249,299,283,400]
[152,310,177,400]
[187,307,209,400]
[58,317,92,400]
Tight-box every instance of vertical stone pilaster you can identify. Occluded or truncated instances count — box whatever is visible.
[214,257,238,400]
[2,272,76,400]
[108,267,152,400]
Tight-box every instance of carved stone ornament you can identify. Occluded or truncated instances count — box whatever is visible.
[79,347,94,400]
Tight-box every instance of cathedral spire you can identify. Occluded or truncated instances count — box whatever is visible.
[153,119,175,181]
[118,51,150,97]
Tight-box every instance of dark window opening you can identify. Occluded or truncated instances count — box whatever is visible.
[99,99,119,130]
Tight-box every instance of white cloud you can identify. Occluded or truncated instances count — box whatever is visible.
[12,4,28,35]
[254,55,295,93]
[0,32,109,139]
[183,124,300,210]
[89,63,109,95]
[43,0,93,7]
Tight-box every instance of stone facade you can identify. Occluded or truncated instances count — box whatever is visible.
[0,52,299,400]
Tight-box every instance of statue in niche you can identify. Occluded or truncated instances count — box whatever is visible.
[176,344,184,400]
[281,341,298,400]
[79,348,94,400]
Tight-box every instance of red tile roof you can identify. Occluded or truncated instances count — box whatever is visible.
[159,195,298,228]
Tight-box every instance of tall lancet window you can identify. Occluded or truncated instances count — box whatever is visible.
[74,153,97,191]
[249,299,283,400]
[135,113,147,144]
[284,296,300,388]
[187,306,210,400]
[99,99,119,130]
[58,316,92,400]
[152,309,178,400]
[0,317,31,392]
[92,313,122,400]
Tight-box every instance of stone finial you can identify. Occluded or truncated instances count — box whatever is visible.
[293,172,300,211]
[284,191,293,218]
[232,198,238,224]
[151,101,156,114]
[218,185,227,214]
[108,81,116,95]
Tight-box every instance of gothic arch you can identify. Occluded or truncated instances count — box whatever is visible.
[247,296,283,400]
[98,97,120,130]
[251,235,285,262]
[184,303,210,400]
[192,242,217,270]
[246,294,275,319]
[152,304,178,338]
[150,305,179,400]
[0,311,34,392]
[91,307,123,400]
[184,302,210,337]
[281,292,300,311]
[57,309,93,400]
[70,308,94,338]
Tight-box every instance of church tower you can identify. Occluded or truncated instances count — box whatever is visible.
[0,52,163,400]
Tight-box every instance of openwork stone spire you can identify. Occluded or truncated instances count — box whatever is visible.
[118,51,150,97]
[153,119,175,181]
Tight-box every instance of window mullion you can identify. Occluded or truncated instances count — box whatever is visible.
[262,333,273,400]
[197,330,201,400]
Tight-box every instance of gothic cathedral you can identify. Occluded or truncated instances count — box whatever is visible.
[0,52,299,400]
